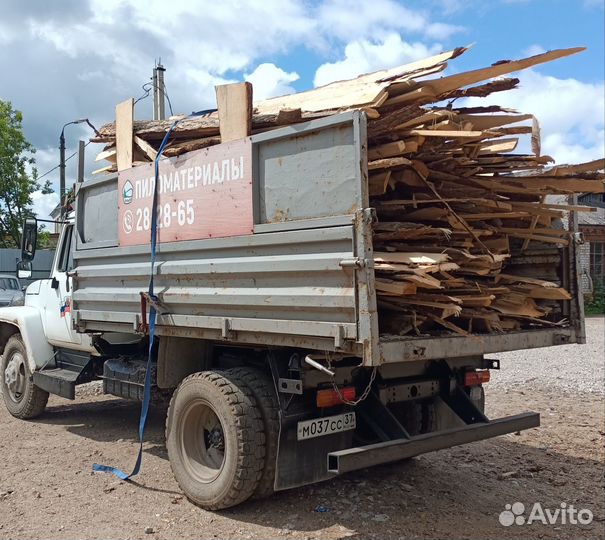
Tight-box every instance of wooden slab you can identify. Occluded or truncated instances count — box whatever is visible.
[116,98,134,171]
[216,82,253,142]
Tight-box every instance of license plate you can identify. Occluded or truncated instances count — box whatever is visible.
[297,412,356,441]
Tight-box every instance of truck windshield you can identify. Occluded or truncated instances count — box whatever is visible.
[0,278,18,290]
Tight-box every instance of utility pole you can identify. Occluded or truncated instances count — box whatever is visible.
[59,130,66,220]
[77,140,86,183]
[58,120,100,220]
[153,60,166,120]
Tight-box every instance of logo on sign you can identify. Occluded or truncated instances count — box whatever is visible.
[123,210,133,235]
[122,180,133,204]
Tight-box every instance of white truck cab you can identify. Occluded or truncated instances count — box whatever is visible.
[0,218,98,418]
[24,222,94,352]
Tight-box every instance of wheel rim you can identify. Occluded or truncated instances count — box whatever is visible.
[4,351,27,403]
[179,399,226,483]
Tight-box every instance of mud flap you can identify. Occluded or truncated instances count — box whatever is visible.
[274,415,355,491]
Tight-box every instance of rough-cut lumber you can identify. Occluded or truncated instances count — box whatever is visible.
[95,147,116,163]
[115,98,134,171]
[368,157,411,170]
[253,47,468,115]
[134,135,158,161]
[92,43,604,339]
[216,82,253,142]
[394,47,585,104]
[374,252,450,265]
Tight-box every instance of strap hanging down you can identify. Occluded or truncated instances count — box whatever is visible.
[93,120,181,480]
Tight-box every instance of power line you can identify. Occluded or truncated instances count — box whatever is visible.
[37,141,91,181]
[134,80,174,117]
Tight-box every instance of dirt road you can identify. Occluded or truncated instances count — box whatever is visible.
[1,318,603,540]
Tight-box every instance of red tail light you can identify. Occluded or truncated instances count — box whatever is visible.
[464,370,490,387]
[316,386,356,408]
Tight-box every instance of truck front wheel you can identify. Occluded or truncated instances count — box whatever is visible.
[165,371,265,510]
[1,335,49,419]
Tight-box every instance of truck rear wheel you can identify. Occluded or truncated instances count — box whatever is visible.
[165,371,265,510]
[1,335,49,419]
[225,367,279,499]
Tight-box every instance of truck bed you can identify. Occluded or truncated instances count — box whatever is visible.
[73,112,584,366]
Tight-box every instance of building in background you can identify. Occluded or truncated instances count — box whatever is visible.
[577,193,605,297]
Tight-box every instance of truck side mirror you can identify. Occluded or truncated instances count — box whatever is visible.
[21,218,38,262]
[17,260,32,280]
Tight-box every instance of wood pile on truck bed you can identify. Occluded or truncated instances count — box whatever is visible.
[93,45,604,337]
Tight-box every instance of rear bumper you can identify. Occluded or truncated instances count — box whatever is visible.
[327,411,539,474]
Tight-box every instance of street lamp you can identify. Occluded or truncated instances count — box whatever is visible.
[59,118,100,219]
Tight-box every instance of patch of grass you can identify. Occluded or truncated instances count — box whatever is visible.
[585,282,605,315]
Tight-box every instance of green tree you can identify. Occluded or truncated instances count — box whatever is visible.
[0,100,52,248]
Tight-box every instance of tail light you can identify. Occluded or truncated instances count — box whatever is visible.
[464,370,490,387]
[316,386,356,408]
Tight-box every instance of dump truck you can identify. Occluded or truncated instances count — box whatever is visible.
[0,110,587,510]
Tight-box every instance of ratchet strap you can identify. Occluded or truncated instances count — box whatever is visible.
[93,120,181,480]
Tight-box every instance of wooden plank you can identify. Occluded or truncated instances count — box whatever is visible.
[115,98,134,171]
[408,47,585,103]
[457,114,532,130]
[254,48,467,115]
[477,138,519,154]
[368,157,411,170]
[546,158,605,176]
[375,278,417,296]
[426,313,469,335]
[368,141,408,160]
[215,82,253,142]
[374,252,450,264]
[368,170,391,196]
[95,148,117,163]
[394,110,454,130]
[134,135,158,161]
[407,129,485,138]
[92,164,114,176]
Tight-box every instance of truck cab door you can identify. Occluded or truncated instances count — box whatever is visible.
[42,224,90,350]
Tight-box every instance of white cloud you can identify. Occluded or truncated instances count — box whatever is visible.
[463,70,605,165]
[425,22,465,40]
[315,0,462,43]
[245,63,300,100]
[31,190,59,221]
[314,33,442,87]
[523,44,546,57]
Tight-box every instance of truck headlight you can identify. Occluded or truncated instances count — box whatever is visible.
[9,295,24,307]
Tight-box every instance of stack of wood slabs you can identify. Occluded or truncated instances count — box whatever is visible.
[92,46,605,337]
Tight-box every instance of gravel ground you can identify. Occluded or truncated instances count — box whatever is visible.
[0,318,603,540]
[492,317,604,395]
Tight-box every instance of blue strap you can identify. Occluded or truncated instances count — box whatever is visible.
[93,120,181,480]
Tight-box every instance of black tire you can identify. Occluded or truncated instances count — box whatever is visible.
[225,367,279,499]
[1,335,49,419]
[165,371,265,510]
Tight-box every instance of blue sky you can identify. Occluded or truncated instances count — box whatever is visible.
[0,0,603,218]
[271,0,605,90]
